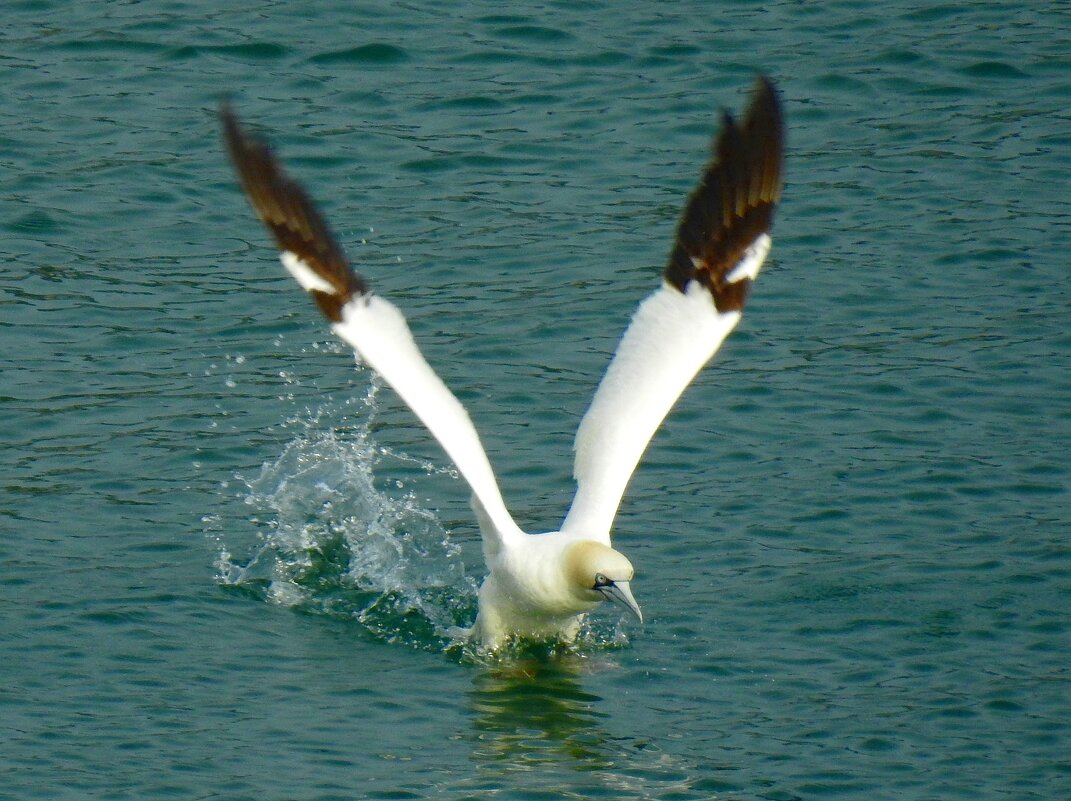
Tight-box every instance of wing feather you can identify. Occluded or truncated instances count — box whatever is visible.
[561,77,784,541]
[221,105,524,546]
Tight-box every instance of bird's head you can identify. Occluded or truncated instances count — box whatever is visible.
[562,540,642,623]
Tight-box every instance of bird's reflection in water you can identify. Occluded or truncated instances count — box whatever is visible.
[466,646,620,771]
[459,645,709,798]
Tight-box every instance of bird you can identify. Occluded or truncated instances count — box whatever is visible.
[220,76,784,651]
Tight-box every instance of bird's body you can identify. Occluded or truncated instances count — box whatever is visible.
[221,77,785,651]
[474,533,598,646]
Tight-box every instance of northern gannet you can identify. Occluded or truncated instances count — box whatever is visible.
[221,76,784,650]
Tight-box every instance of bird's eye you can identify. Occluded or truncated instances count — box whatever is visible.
[593,573,610,588]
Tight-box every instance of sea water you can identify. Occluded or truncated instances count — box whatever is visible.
[2,2,1069,799]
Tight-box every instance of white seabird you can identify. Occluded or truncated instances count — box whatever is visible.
[221,76,785,650]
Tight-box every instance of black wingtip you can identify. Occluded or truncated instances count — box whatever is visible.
[220,102,370,322]
[664,75,785,312]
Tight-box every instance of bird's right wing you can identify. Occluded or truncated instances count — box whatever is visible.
[221,105,524,549]
[560,77,784,543]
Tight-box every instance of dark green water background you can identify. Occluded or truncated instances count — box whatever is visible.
[3,2,1069,799]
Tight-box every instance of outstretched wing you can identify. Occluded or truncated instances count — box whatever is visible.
[560,76,785,543]
[221,105,524,547]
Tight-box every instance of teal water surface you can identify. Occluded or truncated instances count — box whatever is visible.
[2,2,1069,799]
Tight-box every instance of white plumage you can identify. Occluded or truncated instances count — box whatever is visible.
[221,77,785,650]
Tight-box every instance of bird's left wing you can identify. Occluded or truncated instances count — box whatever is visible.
[560,77,785,543]
[221,105,524,548]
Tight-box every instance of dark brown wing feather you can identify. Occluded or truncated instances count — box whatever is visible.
[664,76,785,312]
[220,104,368,322]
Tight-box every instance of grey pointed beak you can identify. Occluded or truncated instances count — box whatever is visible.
[597,580,643,624]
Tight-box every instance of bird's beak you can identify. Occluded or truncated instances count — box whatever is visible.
[597,580,643,623]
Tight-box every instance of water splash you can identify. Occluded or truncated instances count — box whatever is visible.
[215,376,637,659]
[217,381,479,650]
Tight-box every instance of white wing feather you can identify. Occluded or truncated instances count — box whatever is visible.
[560,76,783,544]
[223,72,783,565]
[220,105,524,553]
[562,235,771,542]
[330,292,524,546]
